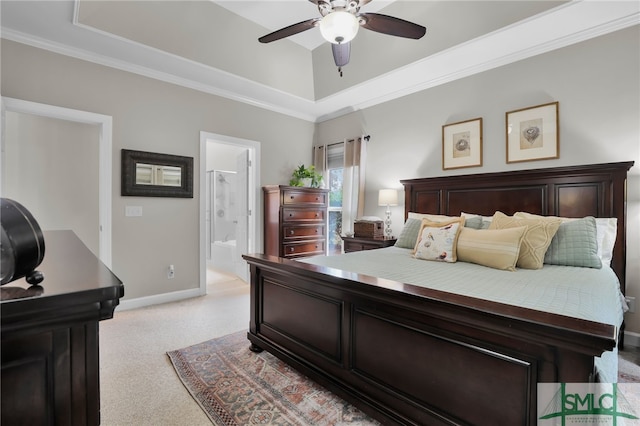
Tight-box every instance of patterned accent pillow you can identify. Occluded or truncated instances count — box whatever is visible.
[394,218,422,249]
[543,217,602,268]
[397,214,471,249]
[413,218,464,262]
[456,226,527,271]
[489,212,562,269]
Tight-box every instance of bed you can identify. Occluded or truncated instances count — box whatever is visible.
[243,161,633,425]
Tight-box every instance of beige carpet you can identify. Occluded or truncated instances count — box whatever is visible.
[99,268,249,425]
[100,268,640,425]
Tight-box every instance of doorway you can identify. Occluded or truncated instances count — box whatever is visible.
[199,132,260,290]
[1,97,113,267]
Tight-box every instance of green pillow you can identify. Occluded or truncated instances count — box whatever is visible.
[395,218,422,249]
[463,216,483,229]
[544,217,602,268]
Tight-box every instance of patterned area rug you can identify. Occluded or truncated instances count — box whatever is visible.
[169,331,640,425]
[167,331,379,425]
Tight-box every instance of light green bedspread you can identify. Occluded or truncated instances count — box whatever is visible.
[299,246,626,382]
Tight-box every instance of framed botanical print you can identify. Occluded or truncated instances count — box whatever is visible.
[506,101,559,163]
[442,117,483,170]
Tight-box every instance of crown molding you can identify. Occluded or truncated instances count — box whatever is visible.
[2,1,638,123]
[313,1,640,122]
[0,27,320,122]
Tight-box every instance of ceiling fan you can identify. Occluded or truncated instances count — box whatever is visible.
[258,0,426,77]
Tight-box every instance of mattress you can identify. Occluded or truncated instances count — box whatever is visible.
[299,246,626,382]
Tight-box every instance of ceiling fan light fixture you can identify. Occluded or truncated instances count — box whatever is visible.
[319,11,359,44]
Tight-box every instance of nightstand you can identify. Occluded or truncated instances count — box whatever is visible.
[342,235,397,253]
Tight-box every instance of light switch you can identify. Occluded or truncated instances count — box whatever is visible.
[125,206,143,217]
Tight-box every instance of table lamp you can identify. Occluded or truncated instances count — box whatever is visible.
[378,189,398,238]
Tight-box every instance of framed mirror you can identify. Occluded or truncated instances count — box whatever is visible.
[121,149,193,198]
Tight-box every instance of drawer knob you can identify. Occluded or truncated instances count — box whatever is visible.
[289,213,293,217]
[290,230,295,235]
[315,213,319,217]
[290,247,294,252]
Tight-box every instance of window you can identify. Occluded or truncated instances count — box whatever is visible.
[314,137,367,255]
[327,143,344,254]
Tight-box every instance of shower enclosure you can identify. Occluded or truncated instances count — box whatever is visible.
[206,170,237,274]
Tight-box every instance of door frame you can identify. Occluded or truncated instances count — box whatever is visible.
[1,97,113,268]
[199,131,260,292]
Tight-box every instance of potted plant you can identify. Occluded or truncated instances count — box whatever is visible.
[289,164,323,188]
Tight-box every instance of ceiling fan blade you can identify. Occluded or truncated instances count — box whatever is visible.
[359,13,426,39]
[332,42,350,67]
[258,18,320,43]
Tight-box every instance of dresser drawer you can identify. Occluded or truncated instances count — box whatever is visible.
[283,224,325,240]
[282,190,327,206]
[283,240,325,257]
[282,208,325,222]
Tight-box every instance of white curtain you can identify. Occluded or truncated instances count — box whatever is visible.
[342,137,366,233]
[313,136,367,234]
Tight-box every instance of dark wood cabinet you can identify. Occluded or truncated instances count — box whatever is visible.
[263,185,329,258]
[1,231,124,426]
[342,235,397,253]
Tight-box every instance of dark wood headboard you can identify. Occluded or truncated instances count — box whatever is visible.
[401,161,634,293]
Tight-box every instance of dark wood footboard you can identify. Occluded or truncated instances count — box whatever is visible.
[243,253,617,426]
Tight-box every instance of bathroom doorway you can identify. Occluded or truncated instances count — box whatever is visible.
[199,132,260,288]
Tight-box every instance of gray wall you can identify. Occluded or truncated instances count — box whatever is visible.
[316,26,640,334]
[3,112,100,255]
[2,25,638,333]
[1,39,315,300]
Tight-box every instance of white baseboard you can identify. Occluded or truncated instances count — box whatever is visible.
[624,331,640,349]
[116,287,204,311]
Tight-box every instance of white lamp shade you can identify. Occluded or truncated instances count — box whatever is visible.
[319,11,360,44]
[378,189,398,206]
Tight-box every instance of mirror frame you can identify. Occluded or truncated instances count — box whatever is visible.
[121,149,193,198]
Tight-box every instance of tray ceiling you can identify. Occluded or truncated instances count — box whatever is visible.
[1,1,638,122]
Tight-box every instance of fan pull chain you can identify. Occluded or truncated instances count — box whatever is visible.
[338,66,343,77]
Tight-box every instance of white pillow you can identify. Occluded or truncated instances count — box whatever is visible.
[595,218,617,266]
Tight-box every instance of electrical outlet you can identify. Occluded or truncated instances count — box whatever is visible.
[167,265,175,279]
[626,296,636,314]
[125,206,143,217]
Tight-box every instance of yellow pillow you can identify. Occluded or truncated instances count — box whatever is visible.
[413,217,464,262]
[456,227,527,271]
[488,211,562,269]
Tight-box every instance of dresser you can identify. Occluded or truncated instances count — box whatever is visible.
[263,185,329,258]
[1,230,124,426]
